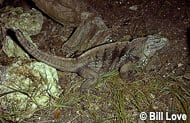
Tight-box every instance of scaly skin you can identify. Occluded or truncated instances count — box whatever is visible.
[15,30,168,90]
[15,30,131,72]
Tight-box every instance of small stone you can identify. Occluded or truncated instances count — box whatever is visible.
[177,63,183,67]
[129,5,138,11]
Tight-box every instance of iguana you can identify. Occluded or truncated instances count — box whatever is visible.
[15,30,168,91]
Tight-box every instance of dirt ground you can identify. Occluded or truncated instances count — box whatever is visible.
[0,0,190,122]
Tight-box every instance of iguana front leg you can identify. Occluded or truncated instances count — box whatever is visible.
[119,61,139,81]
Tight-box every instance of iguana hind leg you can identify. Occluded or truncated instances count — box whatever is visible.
[78,67,99,91]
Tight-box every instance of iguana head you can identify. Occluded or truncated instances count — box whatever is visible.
[143,34,169,58]
[129,34,169,66]
[120,34,169,81]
